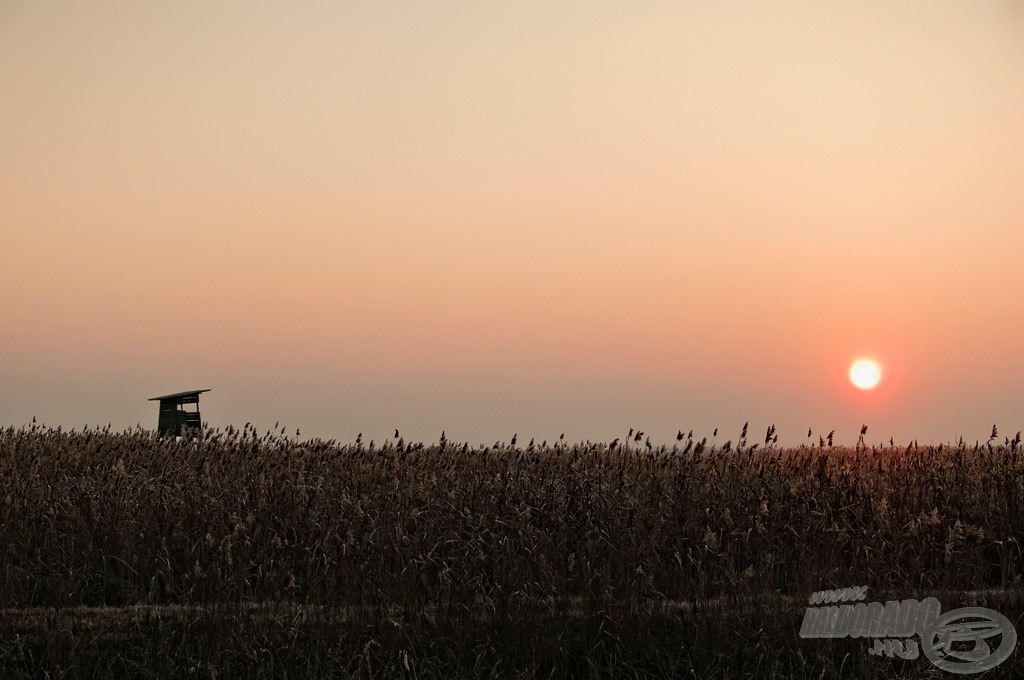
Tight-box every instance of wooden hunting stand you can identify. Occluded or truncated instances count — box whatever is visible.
[149,389,210,436]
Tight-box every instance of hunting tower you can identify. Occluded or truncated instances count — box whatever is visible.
[149,389,210,436]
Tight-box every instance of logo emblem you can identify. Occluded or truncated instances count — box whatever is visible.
[922,607,1017,674]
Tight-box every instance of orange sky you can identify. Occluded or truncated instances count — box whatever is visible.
[2,2,1023,446]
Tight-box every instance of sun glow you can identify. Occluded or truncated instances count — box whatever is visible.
[849,359,882,390]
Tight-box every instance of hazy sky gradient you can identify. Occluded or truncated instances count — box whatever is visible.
[3,2,1023,446]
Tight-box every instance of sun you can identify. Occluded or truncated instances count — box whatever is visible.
[849,358,882,390]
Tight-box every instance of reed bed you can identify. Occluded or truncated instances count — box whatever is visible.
[0,422,1021,678]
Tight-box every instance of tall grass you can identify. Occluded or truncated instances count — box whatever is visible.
[0,422,1022,678]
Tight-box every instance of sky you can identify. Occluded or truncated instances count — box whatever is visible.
[2,1,1023,447]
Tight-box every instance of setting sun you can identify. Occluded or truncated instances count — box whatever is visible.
[849,359,882,390]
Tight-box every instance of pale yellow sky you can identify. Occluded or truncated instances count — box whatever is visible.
[2,2,1023,446]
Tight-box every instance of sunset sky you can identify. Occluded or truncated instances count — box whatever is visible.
[3,1,1023,447]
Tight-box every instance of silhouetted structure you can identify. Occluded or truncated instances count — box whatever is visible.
[149,389,210,436]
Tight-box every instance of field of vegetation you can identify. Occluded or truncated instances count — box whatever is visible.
[1,422,1022,678]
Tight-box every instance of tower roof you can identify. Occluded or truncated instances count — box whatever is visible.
[148,389,211,402]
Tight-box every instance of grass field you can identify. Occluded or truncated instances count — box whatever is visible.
[1,423,1022,678]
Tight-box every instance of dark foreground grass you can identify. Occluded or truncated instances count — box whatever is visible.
[1,424,1022,677]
